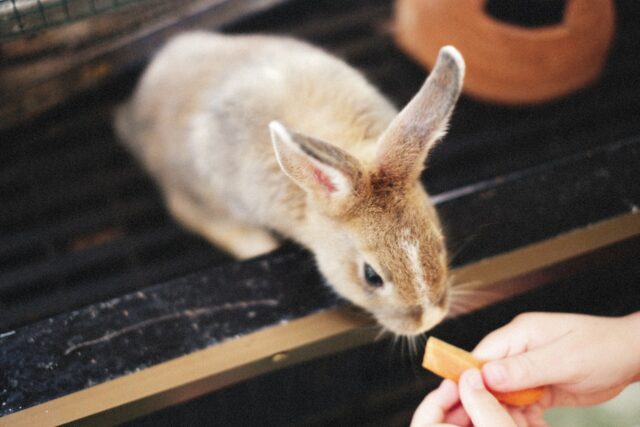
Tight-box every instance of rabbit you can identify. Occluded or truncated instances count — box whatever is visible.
[115,32,465,336]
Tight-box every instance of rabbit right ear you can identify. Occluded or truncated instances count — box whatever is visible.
[375,46,465,183]
[269,121,363,213]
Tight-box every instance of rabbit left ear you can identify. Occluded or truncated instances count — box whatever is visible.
[269,121,363,211]
[376,46,465,182]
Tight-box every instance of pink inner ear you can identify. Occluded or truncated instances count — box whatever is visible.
[313,167,337,193]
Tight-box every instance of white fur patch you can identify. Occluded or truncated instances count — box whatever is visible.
[263,65,285,82]
[190,113,215,177]
[379,280,394,296]
[401,233,427,296]
[270,121,297,174]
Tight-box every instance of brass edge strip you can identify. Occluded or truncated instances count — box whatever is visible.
[3,210,639,426]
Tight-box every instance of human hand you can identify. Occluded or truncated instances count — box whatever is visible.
[411,369,524,427]
[474,312,640,410]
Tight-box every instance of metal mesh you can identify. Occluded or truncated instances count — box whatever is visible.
[0,0,145,40]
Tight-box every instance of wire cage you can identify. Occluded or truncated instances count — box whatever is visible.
[0,0,145,40]
[0,0,271,131]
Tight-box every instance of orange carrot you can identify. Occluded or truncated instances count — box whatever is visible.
[423,337,544,406]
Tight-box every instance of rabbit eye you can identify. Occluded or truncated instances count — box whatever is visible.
[363,263,383,287]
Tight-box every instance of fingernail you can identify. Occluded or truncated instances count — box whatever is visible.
[464,369,484,390]
[483,362,507,385]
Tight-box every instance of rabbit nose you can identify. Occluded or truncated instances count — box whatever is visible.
[419,303,448,330]
[408,306,423,322]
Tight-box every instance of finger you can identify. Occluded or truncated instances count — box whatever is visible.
[547,384,626,408]
[522,404,550,427]
[481,343,578,392]
[473,320,529,361]
[411,380,460,427]
[458,369,517,427]
[443,403,471,426]
[473,312,569,360]
[507,407,530,427]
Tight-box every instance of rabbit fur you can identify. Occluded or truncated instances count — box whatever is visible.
[116,32,465,335]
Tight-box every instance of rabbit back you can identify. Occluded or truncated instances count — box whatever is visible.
[116,32,397,234]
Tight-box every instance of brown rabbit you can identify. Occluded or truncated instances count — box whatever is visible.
[115,32,465,335]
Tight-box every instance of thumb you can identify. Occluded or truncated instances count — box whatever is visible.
[458,369,517,427]
[482,343,574,392]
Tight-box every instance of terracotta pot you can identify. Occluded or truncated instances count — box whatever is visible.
[394,0,615,104]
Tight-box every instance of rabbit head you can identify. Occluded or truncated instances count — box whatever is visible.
[269,47,464,336]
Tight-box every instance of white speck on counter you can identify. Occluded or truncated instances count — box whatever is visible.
[63,299,279,355]
[0,330,16,339]
[36,361,55,370]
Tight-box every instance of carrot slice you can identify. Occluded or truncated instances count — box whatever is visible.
[423,337,544,406]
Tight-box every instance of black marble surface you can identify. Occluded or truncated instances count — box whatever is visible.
[1,135,639,416]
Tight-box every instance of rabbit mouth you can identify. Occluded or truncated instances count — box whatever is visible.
[377,305,447,336]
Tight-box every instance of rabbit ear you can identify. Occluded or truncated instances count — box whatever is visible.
[376,46,465,182]
[269,121,362,210]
